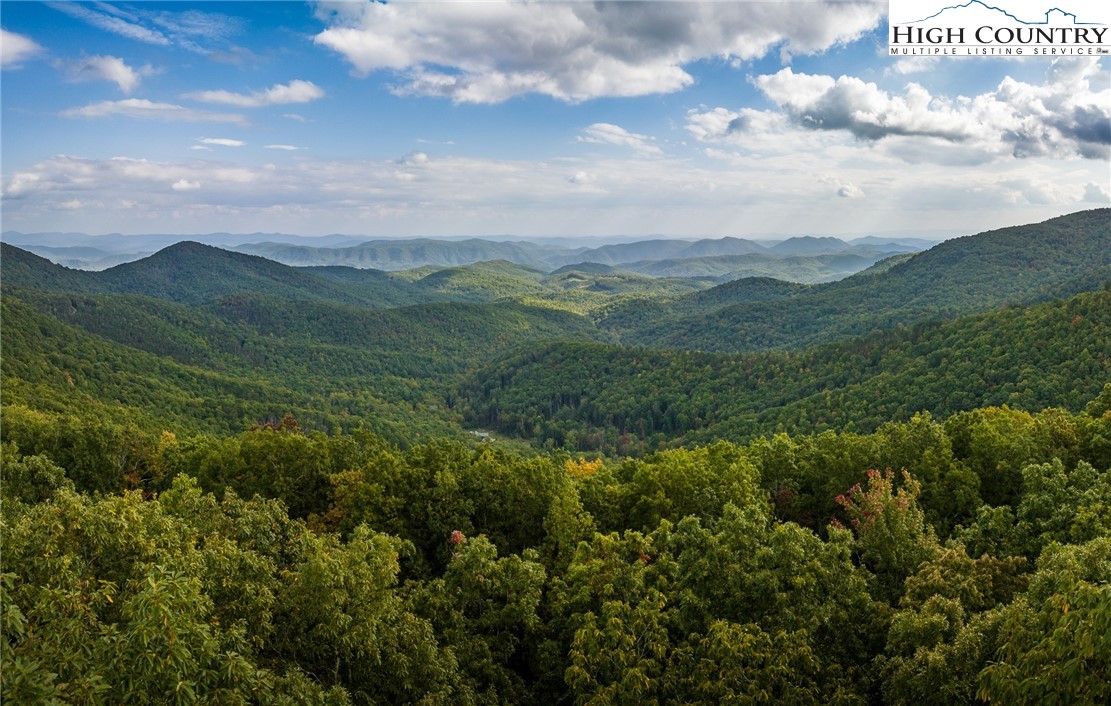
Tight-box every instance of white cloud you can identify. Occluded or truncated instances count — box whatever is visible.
[578,123,662,155]
[755,68,976,142]
[1,29,44,68]
[48,1,171,46]
[688,58,1110,163]
[183,80,324,107]
[283,113,308,122]
[313,0,885,103]
[47,2,243,54]
[885,57,939,76]
[61,98,246,124]
[4,148,1102,238]
[198,137,245,147]
[397,151,429,166]
[685,107,790,147]
[63,55,153,93]
[147,8,242,45]
[1082,182,1111,203]
[266,144,304,151]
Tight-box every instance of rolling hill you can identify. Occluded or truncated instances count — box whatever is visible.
[1,241,399,308]
[234,237,564,270]
[463,287,1111,454]
[619,252,889,281]
[1,282,606,440]
[601,208,1111,352]
[3,208,1107,449]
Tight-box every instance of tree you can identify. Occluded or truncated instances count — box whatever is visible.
[414,534,546,702]
[979,538,1111,705]
[834,469,939,602]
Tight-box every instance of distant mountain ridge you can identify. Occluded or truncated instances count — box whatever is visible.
[5,210,1105,334]
[234,238,567,270]
[619,252,884,282]
[2,208,1108,448]
[600,208,1111,352]
[0,241,708,313]
[5,229,934,279]
[1,241,393,308]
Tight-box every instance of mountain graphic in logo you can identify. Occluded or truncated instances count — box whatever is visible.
[909,1,1104,25]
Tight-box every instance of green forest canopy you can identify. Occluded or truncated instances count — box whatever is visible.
[3,390,1111,704]
[2,209,1110,704]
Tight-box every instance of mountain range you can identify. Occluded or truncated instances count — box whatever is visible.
[2,229,934,281]
[2,209,1106,447]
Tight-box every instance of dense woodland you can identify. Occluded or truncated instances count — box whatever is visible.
[464,289,1110,455]
[2,209,1110,704]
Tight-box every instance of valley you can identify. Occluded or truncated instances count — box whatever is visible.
[3,208,1109,705]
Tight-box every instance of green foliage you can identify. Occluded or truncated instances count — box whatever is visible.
[1,405,156,494]
[0,442,74,505]
[957,458,1111,561]
[413,535,547,702]
[600,208,1111,352]
[3,210,1110,703]
[664,622,846,706]
[874,546,1028,706]
[579,442,763,533]
[1,282,603,442]
[834,469,940,602]
[3,398,1110,704]
[978,538,1111,705]
[465,290,1111,455]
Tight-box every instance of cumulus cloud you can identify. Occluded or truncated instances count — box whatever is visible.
[312,0,885,103]
[63,55,153,93]
[266,144,304,151]
[578,123,662,155]
[1083,182,1111,203]
[755,68,976,141]
[172,179,201,191]
[686,107,789,145]
[183,80,325,107]
[2,28,44,68]
[61,99,246,124]
[689,58,1110,162]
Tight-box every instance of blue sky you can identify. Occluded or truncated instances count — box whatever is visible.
[1,0,1108,237]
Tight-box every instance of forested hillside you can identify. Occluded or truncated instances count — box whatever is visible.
[2,209,1110,704]
[0,286,604,440]
[600,208,1111,351]
[1,242,707,314]
[464,288,1111,454]
[1,242,400,308]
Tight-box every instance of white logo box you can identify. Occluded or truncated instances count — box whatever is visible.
[889,0,1111,56]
